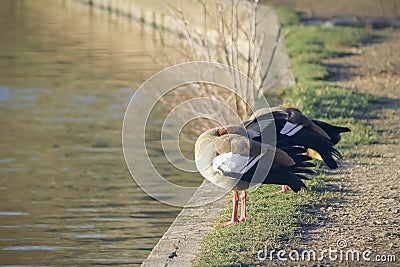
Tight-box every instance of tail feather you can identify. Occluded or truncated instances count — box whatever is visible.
[313,120,351,133]
[332,148,343,159]
[316,148,339,169]
[279,146,308,155]
[296,174,312,181]
[292,129,340,169]
[295,161,316,168]
[288,166,316,174]
[280,146,316,169]
[312,120,351,145]
[264,169,307,192]
[291,154,313,163]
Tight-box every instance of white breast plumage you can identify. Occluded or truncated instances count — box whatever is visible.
[212,152,262,176]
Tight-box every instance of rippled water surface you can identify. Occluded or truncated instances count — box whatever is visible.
[0,0,201,265]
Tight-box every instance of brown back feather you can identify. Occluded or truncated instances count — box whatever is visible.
[273,148,295,167]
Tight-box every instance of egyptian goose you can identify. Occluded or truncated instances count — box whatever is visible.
[246,107,350,192]
[195,125,315,226]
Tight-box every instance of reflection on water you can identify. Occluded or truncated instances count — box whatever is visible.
[0,0,202,265]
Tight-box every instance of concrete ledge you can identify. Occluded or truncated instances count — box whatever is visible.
[141,182,227,267]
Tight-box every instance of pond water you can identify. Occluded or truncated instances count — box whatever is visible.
[0,0,203,266]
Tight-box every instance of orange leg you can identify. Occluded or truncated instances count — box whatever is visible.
[239,190,246,222]
[276,185,291,193]
[222,191,239,226]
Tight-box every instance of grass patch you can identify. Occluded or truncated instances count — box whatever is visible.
[280,24,380,153]
[194,8,379,267]
[273,6,299,25]
[282,84,379,152]
[195,174,340,267]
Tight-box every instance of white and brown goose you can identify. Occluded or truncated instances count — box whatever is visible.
[195,125,314,226]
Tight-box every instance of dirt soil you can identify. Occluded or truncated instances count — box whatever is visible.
[300,28,400,265]
[267,1,400,265]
